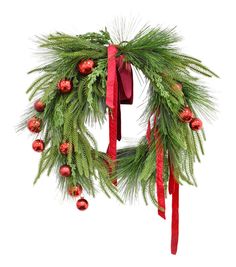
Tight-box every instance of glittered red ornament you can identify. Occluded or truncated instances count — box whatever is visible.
[32,139,45,152]
[59,165,71,177]
[77,59,95,75]
[76,198,89,211]
[179,107,194,123]
[34,100,45,112]
[27,117,41,133]
[172,82,183,91]
[57,79,73,93]
[190,118,203,131]
[68,184,83,197]
[59,142,70,155]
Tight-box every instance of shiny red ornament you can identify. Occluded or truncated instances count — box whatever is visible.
[59,142,70,155]
[57,79,73,93]
[172,82,183,91]
[179,107,194,123]
[27,117,41,133]
[68,184,83,197]
[76,198,89,211]
[190,118,203,131]
[34,100,45,112]
[59,165,71,177]
[77,59,95,75]
[32,139,45,152]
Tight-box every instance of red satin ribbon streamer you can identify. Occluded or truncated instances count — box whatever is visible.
[169,163,179,255]
[106,44,179,254]
[154,115,166,219]
[146,119,151,146]
[146,115,166,219]
[146,116,179,254]
[106,44,133,184]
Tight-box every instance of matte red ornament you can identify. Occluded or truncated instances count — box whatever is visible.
[34,99,45,112]
[68,184,83,197]
[76,198,89,211]
[172,82,183,91]
[59,142,70,155]
[59,165,71,177]
[57,79,73,93]
[27,117,41,133]
[179,107,194,123]
[77,59,95,75]
[32,139,45,152]
[190,118,203,131]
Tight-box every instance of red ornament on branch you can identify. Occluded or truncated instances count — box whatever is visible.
[32,139,45,152]
[59,142,70,155]
[76,197,89,211]
[27,117,41,133]
[68,184,83,197]
[34,100,45,112]
[57,79,73,93]
[77,59,95,75]
[190,118,203,131]
[59,165,71,177]
[179,107,194,123]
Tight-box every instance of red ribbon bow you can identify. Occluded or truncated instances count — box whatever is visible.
[106,44,179,254]
[106,44,133,180]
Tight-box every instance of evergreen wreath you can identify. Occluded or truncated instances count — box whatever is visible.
[19,24,217,254]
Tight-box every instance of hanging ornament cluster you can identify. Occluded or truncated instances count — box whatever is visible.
[179,106,203,131]
[19,24,217,254]
[28,97,88,210]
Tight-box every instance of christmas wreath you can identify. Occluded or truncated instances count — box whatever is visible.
[19,25,217,254]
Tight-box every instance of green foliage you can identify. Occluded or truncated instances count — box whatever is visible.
[19,25,217,206]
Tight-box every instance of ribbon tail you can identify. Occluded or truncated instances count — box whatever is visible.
[106,45,119,186]
[170,168,179,255]
[168,162,176,195]
[146,118,151,146]
[154,114,165,219]
[156,144,166,219]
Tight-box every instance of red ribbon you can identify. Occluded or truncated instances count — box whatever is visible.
[146,116,179,254]
[169,163,179,255]
[154,114,166,219]
[106,44,179,254]
[106,45,133,184]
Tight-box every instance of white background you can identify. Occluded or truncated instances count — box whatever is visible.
[0,0,235,266]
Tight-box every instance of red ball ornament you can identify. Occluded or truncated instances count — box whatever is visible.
[57,79,73,93]
[190,118,203,131]
[59,142,70,155]
[77,59,95,75]
[59,165,71,177]
[27,117,41,133]
[32,139,45,152]
[34,99,45,112]
[76,198,89,211]
[172,82,183,91]
[68,184,83,197]
[179,107,194,123]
